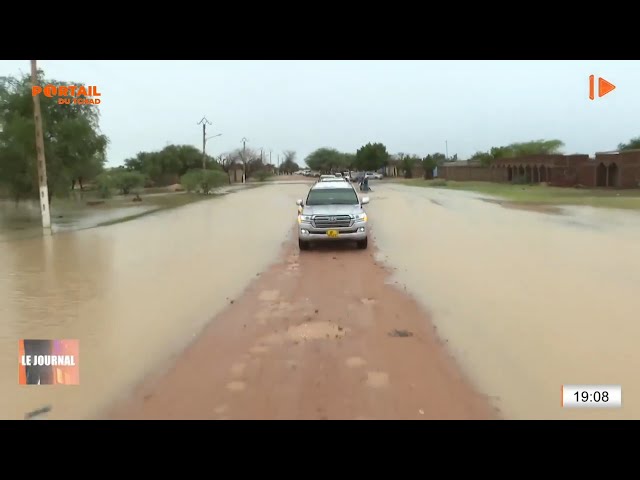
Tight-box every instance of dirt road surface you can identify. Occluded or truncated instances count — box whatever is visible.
[106,235,497,420]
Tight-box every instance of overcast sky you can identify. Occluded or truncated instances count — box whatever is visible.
[1,60,638,167]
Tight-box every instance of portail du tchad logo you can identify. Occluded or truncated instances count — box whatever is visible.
[19,339,79,385]
[32,85,101,105]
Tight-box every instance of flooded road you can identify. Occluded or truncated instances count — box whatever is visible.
[368,183,640,419]
[3,178,640,420]
[106,236,495,420]
[0,183,308,419]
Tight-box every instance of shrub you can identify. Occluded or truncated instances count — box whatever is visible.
[94,172,114,198]
[180,169,227,194]
[113,171,146,195]
[255,170,272,182]
[430,179,448,187]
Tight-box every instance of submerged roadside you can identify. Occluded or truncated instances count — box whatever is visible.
[0,185,257,242]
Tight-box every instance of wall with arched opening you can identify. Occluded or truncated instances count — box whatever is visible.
[439,153,639,188]
[607,163,619,187]
[596,163,607,187]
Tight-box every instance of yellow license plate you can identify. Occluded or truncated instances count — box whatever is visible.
[326,230,339,238]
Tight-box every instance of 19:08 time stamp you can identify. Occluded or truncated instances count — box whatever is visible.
[562,385,622,408]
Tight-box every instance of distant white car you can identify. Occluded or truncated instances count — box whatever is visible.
[320,177,346,182]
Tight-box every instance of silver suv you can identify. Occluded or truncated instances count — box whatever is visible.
[296,181,369,250]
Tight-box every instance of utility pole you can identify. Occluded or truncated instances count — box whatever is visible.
[445,140,449,160]
[241,137,248,183]
[30,60,51,233]
[198,116,212,169]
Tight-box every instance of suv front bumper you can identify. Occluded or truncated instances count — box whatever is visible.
[298,222,367,242]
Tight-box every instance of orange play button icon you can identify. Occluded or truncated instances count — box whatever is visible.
[598,77,616,98]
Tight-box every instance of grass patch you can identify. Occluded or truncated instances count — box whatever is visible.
[392,178,640,210]
[51,191,210,212]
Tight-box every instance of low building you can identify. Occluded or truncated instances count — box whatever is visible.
[438,152,640,188]
[228,163,244,183]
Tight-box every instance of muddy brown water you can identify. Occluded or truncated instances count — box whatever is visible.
[2,179,640,419]
[0,184,309,419]
[369,183,640,419]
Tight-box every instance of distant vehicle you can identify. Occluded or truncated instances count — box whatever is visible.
[334,172,343,177]
[296,180,369,250]
[342,171,351,181]
[319,177,346,182]
[362,172,383,180]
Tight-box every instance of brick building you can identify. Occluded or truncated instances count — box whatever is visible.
[438,151,640,188]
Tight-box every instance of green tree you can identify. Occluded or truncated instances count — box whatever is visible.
[422,156,436,179]
[477,139,564,166]
[400,155,419,179]
[355,142,389,172]
[511,139,563,156]
[110,169,146,195]
[422,153,447,179]
[180,169,227,194]
[305,148,345,172]
[94,171,114,198]
[470,151,495,167]
[342,153,356,170]
[0,71,108,203]
[618,136,640,151]
[123,144,218,186]
[433,153,447,164]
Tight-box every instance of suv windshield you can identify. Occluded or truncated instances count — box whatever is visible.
[306,188,358,205]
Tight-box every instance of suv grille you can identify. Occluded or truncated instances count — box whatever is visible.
[313,215,352,228]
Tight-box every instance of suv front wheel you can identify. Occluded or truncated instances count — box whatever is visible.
[299,239,310,251]
[356,238,368,249]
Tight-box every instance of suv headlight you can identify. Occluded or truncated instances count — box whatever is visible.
[354,213,367,222]
[298,214,313,224]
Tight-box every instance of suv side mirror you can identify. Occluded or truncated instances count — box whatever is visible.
[361,196,370,205]
[296,199,304,206]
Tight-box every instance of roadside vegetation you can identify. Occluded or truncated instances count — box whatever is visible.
[396,179,640,210]
[0,67,298,233]
[3,65,639,225]
[304,143,391,173]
